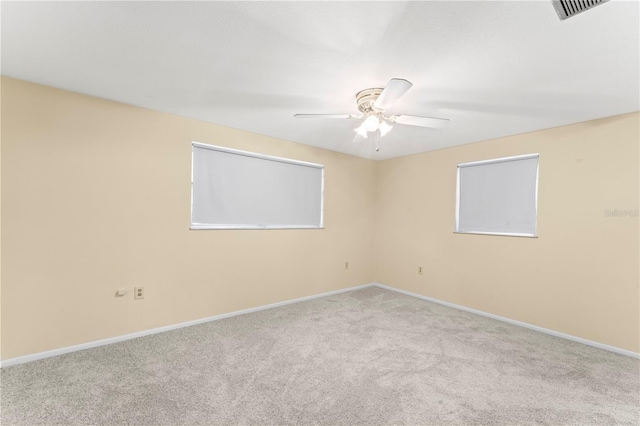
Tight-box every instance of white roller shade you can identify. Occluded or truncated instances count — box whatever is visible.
[456,154,539,237]
[191,143,324,229]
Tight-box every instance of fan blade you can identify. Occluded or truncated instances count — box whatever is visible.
[392,114,450,129]
[373,78,413,110]
[294,114,357,119]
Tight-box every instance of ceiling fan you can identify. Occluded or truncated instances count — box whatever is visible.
[294,78,450,145]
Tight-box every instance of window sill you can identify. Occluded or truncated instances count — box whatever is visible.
[190,225,324,230]
[453,231,537,238]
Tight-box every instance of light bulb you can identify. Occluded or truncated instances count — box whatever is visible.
[378,121,393,137]
[355,124,368,138]
[364,115,380,132]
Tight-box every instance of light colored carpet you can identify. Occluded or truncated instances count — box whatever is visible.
[1,286,638,425]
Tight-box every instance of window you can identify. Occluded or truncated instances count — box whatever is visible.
[456,154,539,237]
[191,142,324,230]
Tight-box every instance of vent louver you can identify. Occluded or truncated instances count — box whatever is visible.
[552,0,609,20]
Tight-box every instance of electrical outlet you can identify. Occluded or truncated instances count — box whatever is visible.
[345,262,349,270]
[418,266,423,275]
[134,287,144,300]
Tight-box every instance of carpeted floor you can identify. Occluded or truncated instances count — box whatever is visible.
[1,286,638,425]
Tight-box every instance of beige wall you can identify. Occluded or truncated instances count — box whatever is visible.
[0,77,376,360]
[375,113,640,352]
[2,77,638,361]
[0,77,3,360]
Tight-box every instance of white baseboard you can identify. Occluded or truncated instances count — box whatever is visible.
[373,283,640,359]
[0,283,375,368]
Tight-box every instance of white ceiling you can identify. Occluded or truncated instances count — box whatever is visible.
[2,1,639,160]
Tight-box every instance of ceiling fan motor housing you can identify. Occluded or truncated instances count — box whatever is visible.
[356,88,384,113]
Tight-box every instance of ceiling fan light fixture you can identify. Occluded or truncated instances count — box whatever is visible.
[364,115,380,132]
[355,124,368,138]
[379,120,393,137]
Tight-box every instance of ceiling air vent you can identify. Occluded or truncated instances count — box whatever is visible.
[552,0,609,20]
